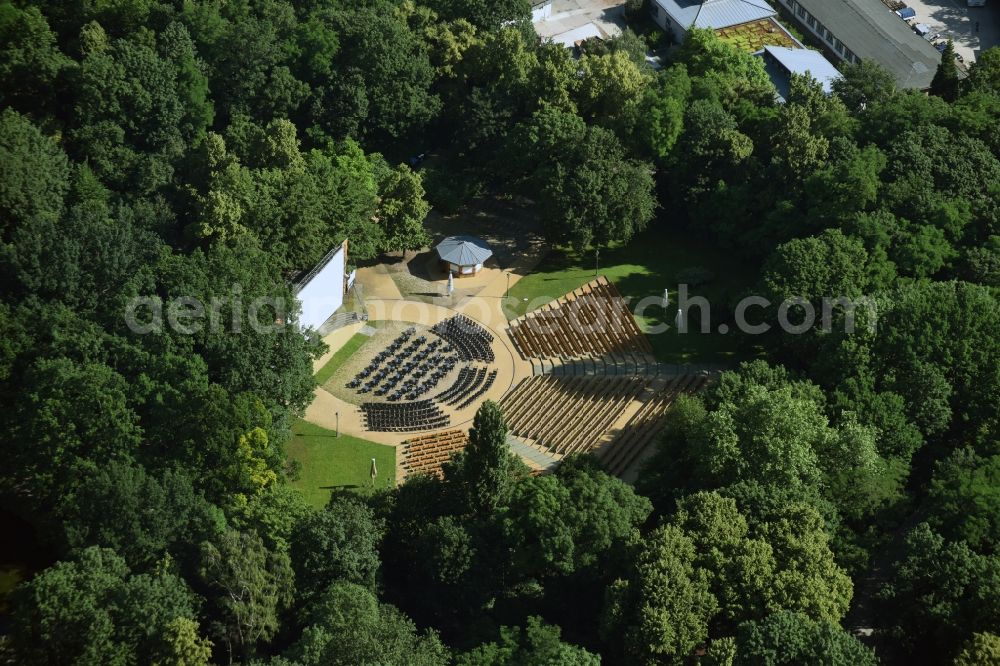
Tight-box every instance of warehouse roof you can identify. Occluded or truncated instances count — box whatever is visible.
[789,0,944,89]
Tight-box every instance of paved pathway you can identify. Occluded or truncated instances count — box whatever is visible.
[507,435,561,472]
[902,0,1000,63]
[355,264,403,300]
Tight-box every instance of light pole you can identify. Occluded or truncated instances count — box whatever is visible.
[335,411,340,438]
[505,272,511,300]
[595,248,600,276]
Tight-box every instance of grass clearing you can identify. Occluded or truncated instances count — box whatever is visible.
[315,332,371,385]
[505,224,761,364]
[286,419,396,508]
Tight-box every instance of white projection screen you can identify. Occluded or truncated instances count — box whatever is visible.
[294,240,347,331]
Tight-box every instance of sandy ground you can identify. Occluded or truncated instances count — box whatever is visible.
[355,264,403,300]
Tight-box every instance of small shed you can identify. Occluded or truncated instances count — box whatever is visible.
[896,7,916,20]
[435,236,493,277]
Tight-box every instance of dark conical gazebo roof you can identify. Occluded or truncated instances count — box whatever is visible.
[435,236,493,266]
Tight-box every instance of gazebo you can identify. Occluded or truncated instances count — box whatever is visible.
[435,236,493,277]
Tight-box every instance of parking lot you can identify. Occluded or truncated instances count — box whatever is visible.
[900,0,1000,63]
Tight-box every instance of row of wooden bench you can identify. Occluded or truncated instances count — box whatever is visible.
[512,280,633,358]
[507,277,653,360]
[498,376,648,456]
[598,374,711,477]
[400,429,470,479]
[396,370,712,479]
[570,278,649,345]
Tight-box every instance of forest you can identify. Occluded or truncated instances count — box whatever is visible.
[2,0,1000,663]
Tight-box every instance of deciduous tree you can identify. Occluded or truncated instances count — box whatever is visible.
[601,524,718,664]
[878,523,1000,662]
[8,547,202,665]
[733,611,876,665]
[198,530,294,662]
[832,59,896,113]
[373,159,431,253]
[290,494,384,605]
[456,616,599,665]
[285,581,448,666]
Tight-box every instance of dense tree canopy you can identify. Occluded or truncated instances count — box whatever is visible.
[283,581,448,666]
[733,611,877,666]
[878,523,1000,663]
[290,493,384,605]
[456,615,600,665]
[8,547,204,665]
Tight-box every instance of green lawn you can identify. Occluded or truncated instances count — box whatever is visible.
[505,225,761,364]
[315,332,371,385]
[286,419,396,508]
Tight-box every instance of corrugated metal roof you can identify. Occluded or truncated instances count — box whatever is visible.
[435,236,493,266]
[694,0,775,29]
[789,0,943,89]
[654,0,776,30]
[764,45,842,94]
